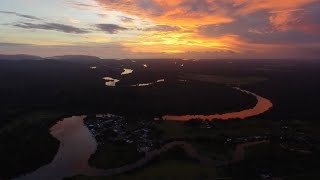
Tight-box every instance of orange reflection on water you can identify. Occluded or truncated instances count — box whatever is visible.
[162,88,273,121]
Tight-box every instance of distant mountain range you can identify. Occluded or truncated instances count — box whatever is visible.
[0,54,43,60]
[46,55,101,61]
[0,54,102,62]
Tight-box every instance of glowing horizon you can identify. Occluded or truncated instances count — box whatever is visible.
[1,0,320,59]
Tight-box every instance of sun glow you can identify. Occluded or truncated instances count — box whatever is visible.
[0,0,319,58]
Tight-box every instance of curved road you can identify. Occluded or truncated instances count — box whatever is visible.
[94,141,224,177]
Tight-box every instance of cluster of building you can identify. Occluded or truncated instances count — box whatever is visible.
[85,114,158,153]
[279,122,318,154]
[224,135,269,145]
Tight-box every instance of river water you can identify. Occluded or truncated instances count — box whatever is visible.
[121,68,133,75]
[15,116,101,180]
[162,88,273,121]
[15,88,273,180]
[103,77,120,87]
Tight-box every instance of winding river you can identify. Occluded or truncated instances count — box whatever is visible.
[15,116,102,180]
[15,87,273,180]
[162,87,273,121]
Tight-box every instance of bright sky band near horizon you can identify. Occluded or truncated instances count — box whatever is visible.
[0,0,320,59]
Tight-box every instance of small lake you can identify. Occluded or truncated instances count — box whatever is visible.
[121,68,133,75]
[15,116,101,180]
[162,88,273,121]
[103,77,120,87]
[103,68,133,87]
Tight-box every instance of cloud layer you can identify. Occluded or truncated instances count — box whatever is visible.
[91,0,320,58]
[14,22,89,34]
[0,11,41,20]
[1,0,319,58]
[96,24,128,34]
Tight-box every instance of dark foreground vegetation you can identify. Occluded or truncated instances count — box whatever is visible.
[0,59,257,126]
[0,111,68,179]
[69,117,320,180]
[1,56,320,179]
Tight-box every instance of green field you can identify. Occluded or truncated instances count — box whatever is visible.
[154,118,279,139]
[181,73,267,85]
[223,143,320,179]
[70,147,223,180]
[89,142,143,169]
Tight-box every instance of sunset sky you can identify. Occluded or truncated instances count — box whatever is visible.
[1,0,320,59]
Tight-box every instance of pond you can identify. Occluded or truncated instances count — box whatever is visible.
[121,68,133,75]
[103,77,120,87]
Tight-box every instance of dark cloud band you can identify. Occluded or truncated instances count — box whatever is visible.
[96,24,128,34]
[0,11,41,20]
[14,22,89,34]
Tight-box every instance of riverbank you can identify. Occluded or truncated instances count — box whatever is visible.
[68,146,219,180]
[14,116,101,180]
[76,118,320,180]
[5,114,320,180]
[66,139,270,180]
[162,87,273,121]
[0,111,69,179]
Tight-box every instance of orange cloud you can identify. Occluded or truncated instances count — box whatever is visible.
[234,0,317,15]
[124,30,243,54]
[268,9,304,32]
[94,0,320,57]
[95,0,233,26]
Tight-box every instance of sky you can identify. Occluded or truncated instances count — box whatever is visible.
[0,0,320,59]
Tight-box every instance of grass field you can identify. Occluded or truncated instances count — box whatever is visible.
[89,142,143,169]
[154,118,278,139]
[181,73,267,85]
[191,141,234,161]
[223,143,320,179]
[70,147,222,180]
[71,160,218,180]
